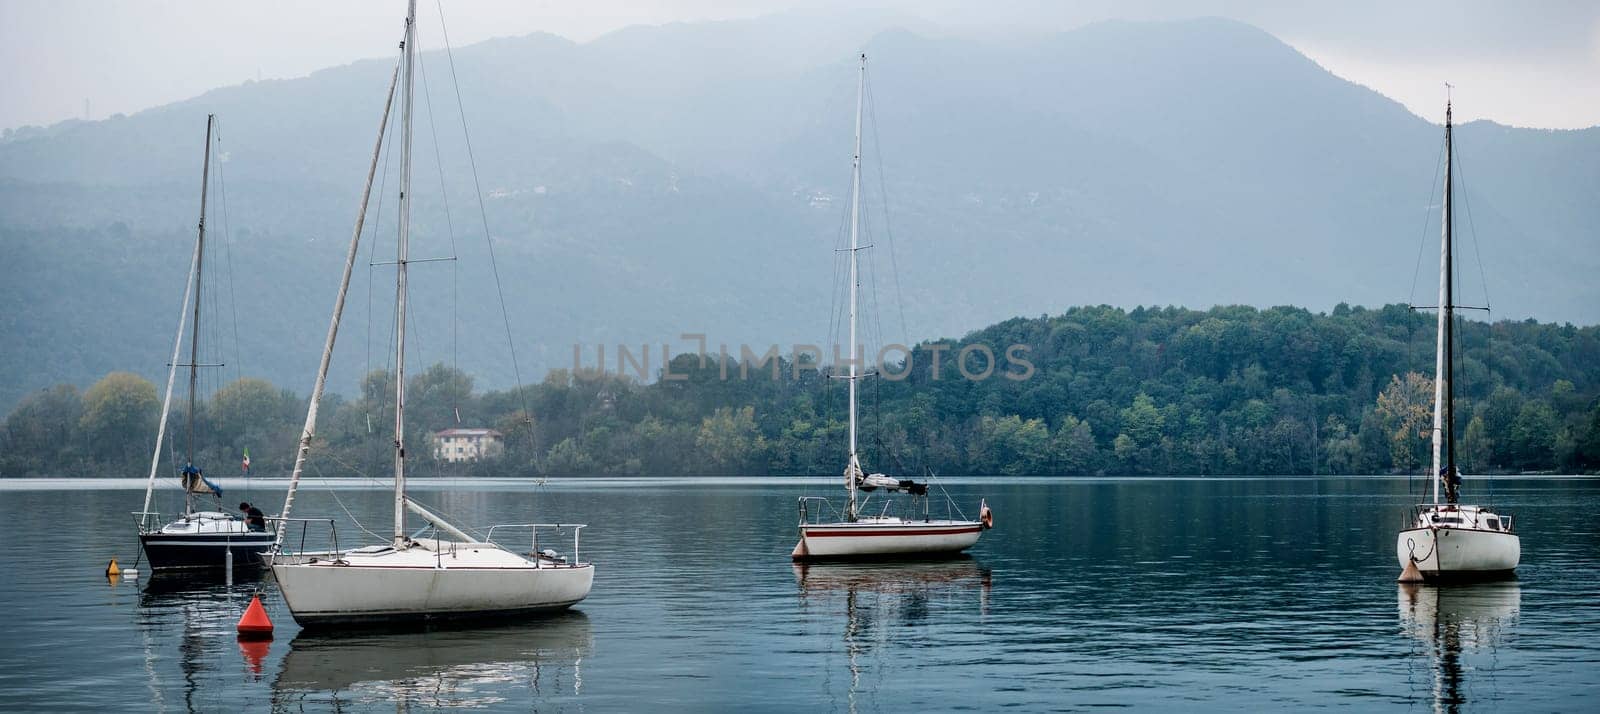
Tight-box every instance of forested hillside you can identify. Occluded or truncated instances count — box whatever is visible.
[5,304,1597,479]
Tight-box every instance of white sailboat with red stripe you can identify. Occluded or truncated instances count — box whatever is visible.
[792,54,991,562]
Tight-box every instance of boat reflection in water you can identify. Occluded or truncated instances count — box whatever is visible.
[137,571,269,711]
[1397,580,1521,713]
[272,612,593,710]
[795,558,991,712]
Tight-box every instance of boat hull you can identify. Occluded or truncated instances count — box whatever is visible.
[272,558,594,627]
[796,520,983,560]
[139,532,275,570]
[1396,526,1520,579]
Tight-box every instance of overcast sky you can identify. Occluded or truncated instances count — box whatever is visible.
[3,0,1597,132]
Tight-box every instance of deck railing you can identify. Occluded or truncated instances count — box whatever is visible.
[130,510,283,536]
[797,495,963,526]
[1406,504,1514,533]
[265,518,343,564]
[482,523,587,566]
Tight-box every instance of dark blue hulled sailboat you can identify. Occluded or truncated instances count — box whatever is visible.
[135,114,273,571]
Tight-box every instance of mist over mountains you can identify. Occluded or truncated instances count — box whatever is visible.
[1,15,1596,411]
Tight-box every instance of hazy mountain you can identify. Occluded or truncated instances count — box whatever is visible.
[1,15,1596,411]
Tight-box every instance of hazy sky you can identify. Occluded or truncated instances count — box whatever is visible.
[3,0,1597,132]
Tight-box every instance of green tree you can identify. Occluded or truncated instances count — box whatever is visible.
[695,406,766,474]
[543,437,592,475]
[1050,415,1099,475]
[1576,402,1600,471]
[1462,414,1492,472]
[408,364,476,440]
[0,385,83,474]
[1374,373,1433,473]
[1505,401,1558,471]
[970,415,1052,475]
[79,372,159,468]
[1481,387,1525,468]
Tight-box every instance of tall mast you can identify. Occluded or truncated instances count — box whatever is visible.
[1428,98,1455,504]
[1443,99,1457,501]
[393,0,416,543]
[846,52,865,521]
[186,114,214,514]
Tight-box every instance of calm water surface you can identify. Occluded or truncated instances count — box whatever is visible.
[1,477,1596,712]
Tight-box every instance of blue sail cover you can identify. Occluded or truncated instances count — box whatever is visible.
[181,465,222,496]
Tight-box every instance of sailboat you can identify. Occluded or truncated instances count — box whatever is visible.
[792,54,992,561]
[1395,98,1520,580]
[137,114,274,571]
[270,0,593,626]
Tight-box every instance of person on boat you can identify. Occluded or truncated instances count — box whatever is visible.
[1440,465,1462,503]
[240,502,267,531]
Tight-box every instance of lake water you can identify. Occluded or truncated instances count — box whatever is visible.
[1,476,1596,712]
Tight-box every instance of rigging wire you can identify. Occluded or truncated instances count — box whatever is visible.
[309,460,390,543]
[1450,134,1493,313]
[1406,133,1448,307]
[211,118,244,391]
[1448,129,1494,501]
[433,0,538,477]
[210,117,250,497]
[864,67,910,347]
[415,34,464,427]
[823,160,854,433]
[365,69,399,445]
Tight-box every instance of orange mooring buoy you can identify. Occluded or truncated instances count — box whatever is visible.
[237,594,274,639]
[1397,558,1424,583]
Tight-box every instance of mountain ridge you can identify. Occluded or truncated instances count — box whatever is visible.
[0,16,1595,413]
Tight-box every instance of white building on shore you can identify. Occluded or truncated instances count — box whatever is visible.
[431,427,505,464]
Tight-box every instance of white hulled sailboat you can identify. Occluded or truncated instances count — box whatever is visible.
[1395,98,1520,581]
[270,0,592,625]
[137,114,274,571]
[792,54,992,561]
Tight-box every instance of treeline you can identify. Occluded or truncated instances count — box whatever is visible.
[4,304,1599,479]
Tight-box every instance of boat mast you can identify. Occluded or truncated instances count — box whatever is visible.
[1428,97,1455,504]
[271,66,400,554]
[185,114,214,514]
[846,52,865,521]
[1443,99,1458,502]
[393,0,416,544]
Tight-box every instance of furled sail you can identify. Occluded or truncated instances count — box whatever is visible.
[181,464,222,496]
[856,470,928,496]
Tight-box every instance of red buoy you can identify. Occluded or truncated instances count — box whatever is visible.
[237,594,274,639]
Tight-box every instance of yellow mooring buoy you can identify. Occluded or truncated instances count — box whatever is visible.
[106,559,120,577]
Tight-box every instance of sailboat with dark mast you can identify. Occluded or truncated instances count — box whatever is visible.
[136,114,274,571]
[1396,96,1520,581]
[792,54,992,561]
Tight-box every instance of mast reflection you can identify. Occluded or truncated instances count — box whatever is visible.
[795,558,992,713]
[138,571,266,712]
[1397,580,1520,714]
